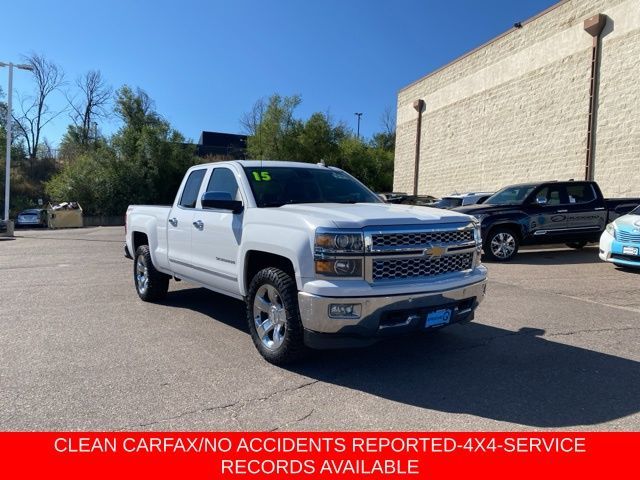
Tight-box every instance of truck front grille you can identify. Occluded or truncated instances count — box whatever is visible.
[371,230,473,248]
[372,253,473,281]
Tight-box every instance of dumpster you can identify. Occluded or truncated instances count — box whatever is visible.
[47,202,83,229]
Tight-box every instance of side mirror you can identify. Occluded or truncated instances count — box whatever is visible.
[535,196,547,205]
[201,191,243,214]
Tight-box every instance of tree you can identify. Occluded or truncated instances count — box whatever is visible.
[13,53,65,160]
[66,70,112,146]
[245,94,303,160]
[240,97,266,136]
[241,94,395,192]
[47,86,198,215]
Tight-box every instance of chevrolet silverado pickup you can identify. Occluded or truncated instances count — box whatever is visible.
[454,180,640,261]
[125,161,487,364]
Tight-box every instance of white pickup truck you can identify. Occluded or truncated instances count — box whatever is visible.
[125,160,487,364]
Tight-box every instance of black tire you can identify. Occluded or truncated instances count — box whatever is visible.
[134,245,170,302]
[566,241,587,250]
[483,226,519,262]
[246,267,307,365]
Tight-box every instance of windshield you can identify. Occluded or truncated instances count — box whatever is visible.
[435,197,463,208]
[629,204,640,215]
[243,166,381,208]
[484,185,537,206]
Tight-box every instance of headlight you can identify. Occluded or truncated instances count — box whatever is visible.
[473,221,482,244]
[606,223,616,236]
[315,231,364,253]
[315,258,363,277]
[314,229,364,278]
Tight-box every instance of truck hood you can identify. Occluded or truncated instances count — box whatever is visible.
[277,203,473,228]
[454,203,519,216]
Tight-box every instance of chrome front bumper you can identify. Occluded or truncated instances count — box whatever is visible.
[298,279,487,347]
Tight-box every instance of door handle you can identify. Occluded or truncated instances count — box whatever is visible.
[193,220,204,230]
[168,217,178,227]
[556,209,568,213]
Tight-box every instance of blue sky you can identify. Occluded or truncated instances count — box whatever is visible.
[1,0,557,146]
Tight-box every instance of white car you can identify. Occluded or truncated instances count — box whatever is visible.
[433,192,494,209]
[599,205,640,269]
[125,161,487,364]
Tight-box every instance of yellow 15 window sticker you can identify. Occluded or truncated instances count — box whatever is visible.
[251,171,271,182]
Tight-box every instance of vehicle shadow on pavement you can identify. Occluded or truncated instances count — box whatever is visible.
[161,287,639,428]
[160,287,249,332]
[500,247,601,266]
[288,324,640,428]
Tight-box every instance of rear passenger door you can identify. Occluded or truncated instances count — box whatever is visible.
[167,168,207,277]
[564,182,607,236]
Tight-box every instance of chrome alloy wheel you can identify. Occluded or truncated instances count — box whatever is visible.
[253,284,287,351]
[490,232,516,259]
[135,257,149,295]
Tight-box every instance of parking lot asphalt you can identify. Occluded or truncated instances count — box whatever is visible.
[1,226,638,431]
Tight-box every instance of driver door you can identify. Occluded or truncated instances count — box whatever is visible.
[527,185,568,241]
[189,166,245,295]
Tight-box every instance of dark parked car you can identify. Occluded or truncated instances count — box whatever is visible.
[15,208,47,228]
[454,180,640,261]
[0,219,7,234]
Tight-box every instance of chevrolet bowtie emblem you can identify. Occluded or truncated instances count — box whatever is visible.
[423,245,447,258]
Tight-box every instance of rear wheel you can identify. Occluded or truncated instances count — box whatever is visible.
[484,227,519,261]
[134,245,170,301]
[246,267,306,365]
[566,241,587,249]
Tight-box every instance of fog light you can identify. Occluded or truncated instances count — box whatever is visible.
[328,303,361,319]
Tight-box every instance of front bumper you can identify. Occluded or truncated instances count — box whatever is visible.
[599,231,640,268]
[298,279,487,349]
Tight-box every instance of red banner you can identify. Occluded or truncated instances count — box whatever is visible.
[0,432,635,479]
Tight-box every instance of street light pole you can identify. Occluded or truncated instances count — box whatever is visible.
[1,61,33,222]
[354,112,363,139]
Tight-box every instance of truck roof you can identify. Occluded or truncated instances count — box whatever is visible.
[198,160,334,169]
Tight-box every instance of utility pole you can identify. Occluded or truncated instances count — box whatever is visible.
[354,112,363,139]
[1,61,34,222]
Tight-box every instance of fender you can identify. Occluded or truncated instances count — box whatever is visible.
[238,223,313,296]
[482,215,528,240]
[128,213,170,272]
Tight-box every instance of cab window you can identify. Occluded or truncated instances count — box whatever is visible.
[533,186,567,206]
[179,169,206,208]
[566,184,596,204]
[207,168,240,200]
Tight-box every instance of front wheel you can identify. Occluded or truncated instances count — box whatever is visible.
[484,227,519,261]
[246,267,307,365]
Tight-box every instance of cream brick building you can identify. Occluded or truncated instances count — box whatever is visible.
[394,0,640,198]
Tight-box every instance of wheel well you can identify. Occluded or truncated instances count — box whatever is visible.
[485,223,521,243]
[244,251,296,292]
[132,231,149,253]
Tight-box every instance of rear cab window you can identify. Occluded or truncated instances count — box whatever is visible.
[566,184,597,204]
[179,169,206,208]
